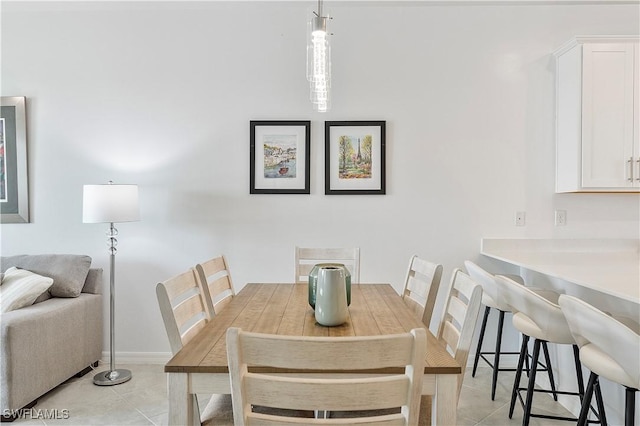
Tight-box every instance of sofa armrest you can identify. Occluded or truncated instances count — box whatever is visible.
[1,295,102,411]
[81,268,103,295]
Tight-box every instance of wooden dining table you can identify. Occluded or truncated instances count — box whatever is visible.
[165,283,461,425]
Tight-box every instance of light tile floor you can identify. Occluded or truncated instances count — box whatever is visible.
[9,364,574,425]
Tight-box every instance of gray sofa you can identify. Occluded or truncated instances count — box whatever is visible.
[0,254,103,420]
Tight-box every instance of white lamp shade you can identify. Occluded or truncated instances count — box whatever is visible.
[83,184,140,223]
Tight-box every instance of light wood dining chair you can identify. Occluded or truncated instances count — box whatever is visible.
[402,255,443,329]
[294,246,360,283]
[226,327,427,425]
[156,269,233,425]
[436,268,483,400]
[195,255,235,319]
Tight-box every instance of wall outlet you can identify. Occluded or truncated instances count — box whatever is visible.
[555,210,567,226]
[515,211,526,226]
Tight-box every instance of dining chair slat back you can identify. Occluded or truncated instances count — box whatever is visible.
[402,255,443,328]
[195,255,235,319]
[295,247,360,283]
[156,268,211,355]
[436,268,483,400]
[226,327,426,425]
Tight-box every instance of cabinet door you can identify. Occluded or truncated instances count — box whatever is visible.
[581,43,635,188]
[635,44,640,187]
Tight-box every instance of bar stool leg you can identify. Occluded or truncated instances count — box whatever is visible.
[472,306,490,377]
[573,345,586,399]
[578,372,597,426]
[491,310,505,400]
[625,387,636,426]
[541,341,558,401]
[510,334,530,419]
[594,377,607,426]
[523,339,542,426]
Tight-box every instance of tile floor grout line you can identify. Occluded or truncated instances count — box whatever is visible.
[475,400,510,425]
[133,407,156,426]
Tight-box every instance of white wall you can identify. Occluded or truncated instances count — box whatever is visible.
[2,1,638,362]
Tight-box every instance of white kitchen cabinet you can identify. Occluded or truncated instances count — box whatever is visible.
[555,36,640,193]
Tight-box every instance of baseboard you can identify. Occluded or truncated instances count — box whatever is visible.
[99,352,172,365]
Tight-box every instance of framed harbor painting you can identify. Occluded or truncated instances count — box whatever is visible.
[325,121,386,195]
[1,97,29,223]
[250,120,311,194]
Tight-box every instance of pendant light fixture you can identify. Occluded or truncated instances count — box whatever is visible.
[306,0,331,112]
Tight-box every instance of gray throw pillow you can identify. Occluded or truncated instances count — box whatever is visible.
[0,254,92,298]
[33,289,53,304]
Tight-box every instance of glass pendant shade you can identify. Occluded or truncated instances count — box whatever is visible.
[306,7,331,112]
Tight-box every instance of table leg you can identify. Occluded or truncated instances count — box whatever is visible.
[168,372,195,426]
[433,374,457,425]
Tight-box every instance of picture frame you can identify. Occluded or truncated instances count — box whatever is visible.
[1,96,29,223]
[325,121,386,195]
[250,120,311,194]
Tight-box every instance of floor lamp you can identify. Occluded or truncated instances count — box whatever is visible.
[83,181,140,386]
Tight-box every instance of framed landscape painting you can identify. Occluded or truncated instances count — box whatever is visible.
[250,120,311,194]
[1,96,29,223]
[325,121,386,195]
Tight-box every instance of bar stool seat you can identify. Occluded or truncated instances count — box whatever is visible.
[580,350,632,388]
[559,294,640,426]
[495,275,605,426]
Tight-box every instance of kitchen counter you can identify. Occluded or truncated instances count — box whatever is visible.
[481,239,639,304]
[480,238,639,424]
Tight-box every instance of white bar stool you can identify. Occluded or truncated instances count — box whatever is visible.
[559,294,640,426]
[465,261,556,401]
[495,275,605,426]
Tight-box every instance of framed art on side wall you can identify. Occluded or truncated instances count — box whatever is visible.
[250,120,311,194]
[1,96,29,223]
[325,121,386,195]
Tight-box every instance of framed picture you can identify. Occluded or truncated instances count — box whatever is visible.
[250,121,311,194]
[325,121,386,195]
[1,97,29,223]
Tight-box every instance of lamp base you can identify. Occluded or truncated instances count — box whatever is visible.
[93,369,132,386]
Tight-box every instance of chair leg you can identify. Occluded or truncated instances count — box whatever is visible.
[509,334,530,419]
[578,372,597,426]
[594,377,607,426]
[472,306,490,377]
[524,339,531,377]
[573,345,586,400]
[522,339,542,426]
[491,310,505,400]
[625,387,636,426]
[541,341,558,401]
